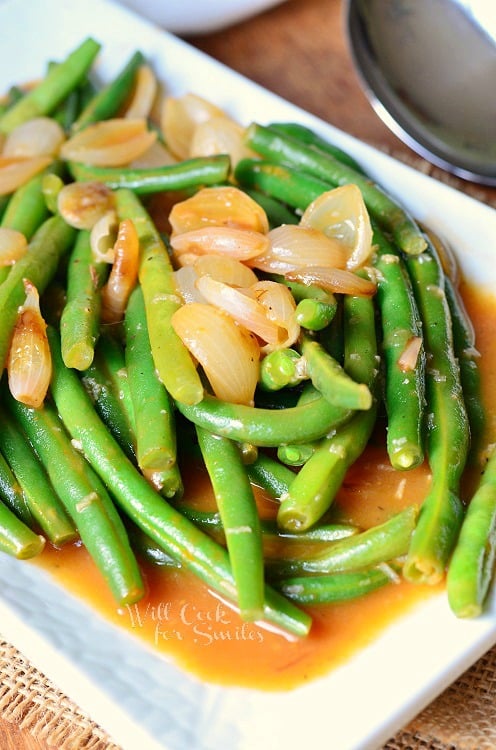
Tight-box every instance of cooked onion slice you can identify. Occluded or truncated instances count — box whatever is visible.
[0,228,28,266]
[101,218,140,324]
[172,302,260,405]
[58,180,116,230]
[169,185,269,236]
[170,226,269,262]
[2,116,65,158]
[300,185,373,269]
[190,115,254,168]
[130,140,177,169]
[194,254,258,287]
[0,155,52,196]
[249,224,347,274]
[124,65,158,120]
[249,280,300,352]
[161,93,225,160]
[60,118,156,166]
[398,336,423,372]
[90,210,118,262]
[7,279,51,408]
[286,266,376,297]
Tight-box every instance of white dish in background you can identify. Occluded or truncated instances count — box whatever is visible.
[0,1,496,749]
[114,0,287,35]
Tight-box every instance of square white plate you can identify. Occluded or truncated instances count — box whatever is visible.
[0,1,495,749]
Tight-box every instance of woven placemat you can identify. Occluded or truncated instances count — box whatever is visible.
[0,159,494,750]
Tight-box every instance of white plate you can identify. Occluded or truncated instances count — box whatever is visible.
[1,2,496,749]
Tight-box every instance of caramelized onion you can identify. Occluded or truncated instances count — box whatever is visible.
[170,226,269,262]
[398,336,423,372]
[124,65,158,120]
[249,224,347,274]
[0,228,28,266]
[172,302,260,405]
[7,280,51,408]
[190,115,254,168]
[0,155,52,196]
[193,254,258,287]
[58,180,115,230]
[286,266,377,297]
[161,93,225,160]
[2,117,65,158]
[90,210,119,262]
[100,218,140,324]
[169,185,269,236]
[60,118,156,166]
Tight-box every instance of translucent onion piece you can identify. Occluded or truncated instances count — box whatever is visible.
[0,155,52,196]
[170,226,269,262]
[249,280,300,352]
[172,302,260,405]
[7,280,51,408]
[90,210,118,262]
[250,224,347,274]
[124,65,158,119]
[286,266,377,297]
[60,118,157,166]
[194,254,258,287]
[0,228,28,266]
[169,185,269,237]
[101,218,140,324]
[196,275,281,346]
[173,265,206,304]
[161,93,225,160]
[190,116,255,168]
[2,117,65,158]
[58,180,116,230]
[130,139,177,169]
[398,336,423,372]
[300,184,373,269]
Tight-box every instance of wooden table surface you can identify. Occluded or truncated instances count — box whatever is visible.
[1,0,494,748]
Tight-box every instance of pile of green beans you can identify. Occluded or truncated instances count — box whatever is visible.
[0,38,493,644]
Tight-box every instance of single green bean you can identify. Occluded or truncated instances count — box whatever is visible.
[9,391,144,606]
[0,38,101,134]
[71,50,145,132]
[268,121,365,172]
[372,225,425,470]
[0,500,45,560]
[245,452,296,499]
[277,442,317,467]
[196,426,265,621]
[447,444,496,618]
[48,326,311,637]
[295,297,337,331]
[0,215,76,373]
[60,229,108,370]
[176,391,352,447]
[244,123,426,255]
[0,449,33,526]
[0,399,77,546]
[115,188,203,405]
[403,244,469,585]
[268,506,417,577]
[259,348,305,391]
[69,155,231,194]
[275,566,394,605]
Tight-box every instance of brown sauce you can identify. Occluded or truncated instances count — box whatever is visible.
[33,281,496,691]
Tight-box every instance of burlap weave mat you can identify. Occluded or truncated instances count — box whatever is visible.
[0,158,495,749]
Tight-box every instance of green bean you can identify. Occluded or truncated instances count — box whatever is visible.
[275,566,394,605]
[447,444,496,618]
[268,506,417,577]
[245,452,296,499]
[0,215,76,373]
[0,500,45,560]
[295,297,337,331]
[277,442,317,467]
[71,50,145,132]
[300,333,372,411]
[243,123,426,255]
[268,121,365,172]
[124,286,183,498]
[196,426,265,621]
[0,38,101,134]
[0,400,77,546]
[9,390,144,606]
[259,348,305,391]
[115,188,203,405]
[371,225,425,470]
[235,158,331,212]
[176,391,352,448]
[0,450,33,527]
[69,155,231,194]
[60,229,108,370]
[48,326,311,637]
[403,244,469,585]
